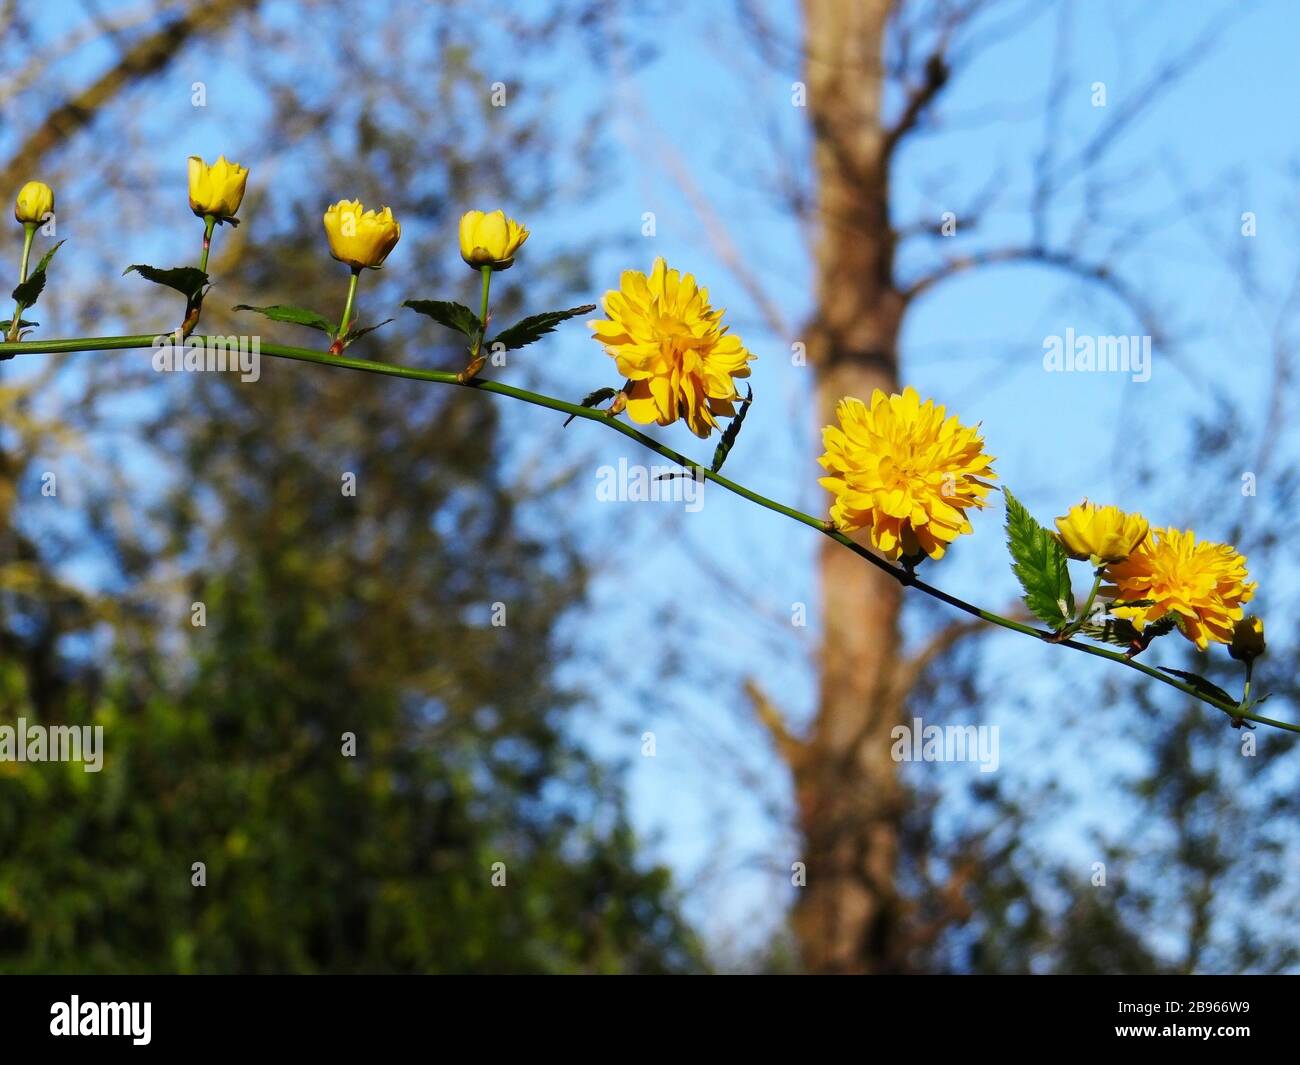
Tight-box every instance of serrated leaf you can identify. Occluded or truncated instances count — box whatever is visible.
[403,299,482,339]
[711,386,753,473]
[124,263,209,300]
[1158,667,1234,706]
[1080,613,1177,654]
[1144,614,1179,639]
[563,387,618,427]
[11,239,65,308]
[30,239,64,278]
[1003,488,1075,628]
[234,303,336,334]
[1080,617,1142,648]
[344,318,395,347]
[488,304,596,352]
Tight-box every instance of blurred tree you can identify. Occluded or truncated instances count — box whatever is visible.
[0,0,699,973]
[602,0,1296,973]
[4,0,1297,978]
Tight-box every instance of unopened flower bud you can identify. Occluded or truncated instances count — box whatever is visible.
[14,180,53,226]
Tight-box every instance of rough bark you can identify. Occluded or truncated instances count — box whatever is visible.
[793,0,907,974]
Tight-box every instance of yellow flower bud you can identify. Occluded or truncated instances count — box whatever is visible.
[1229,615,1265,663]
[188,155,248,222]
[1054,500,1149,565]
[14,180,54,226]
[323,199,401,271]
[458,209,529,270]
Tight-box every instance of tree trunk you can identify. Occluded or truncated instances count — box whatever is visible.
[793,0,907,974]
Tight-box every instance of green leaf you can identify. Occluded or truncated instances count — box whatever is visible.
[563,387,618,427]
[1142,614,1179,641]
[30,239,65,279]
[711,386,753,473]
[124,264,209,300]
[11,238,66,308]
[403,299,482,339]
[487,304,596,352]
[12,274,46,307]
[1079,617,1142,648]
[1158,667,1235,706]
[0,319,39,331]
[1003,488,1075,628]
[234,303,336,334]
[1081,614,1176,652]
[344,318,395,347]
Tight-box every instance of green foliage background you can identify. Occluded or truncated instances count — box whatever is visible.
[0,0,699,974]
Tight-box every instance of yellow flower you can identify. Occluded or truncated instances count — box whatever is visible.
[1054,500,1149,565]
[323,199,401,271]
[459,209,529,270]
[14,180,53,225]
[588,257,754,438]
[188,155,248,222]
[1103,528,1256,650]
[1229,615,1265,663]
[818,387,996,561]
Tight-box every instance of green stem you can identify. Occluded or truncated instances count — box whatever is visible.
[474,264,492,356]
[1062,570,1104,639]
[337,269,360,341]
[1,330,1295,735]
[7,224,37,340]
[19,223,36,284]
[198,215,216,274]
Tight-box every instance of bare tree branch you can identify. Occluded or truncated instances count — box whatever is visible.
[895,603,1030,701]
[744,678,809,771]
[0,0,185,107]
[0,0,258,189]
[901,243,1177,368]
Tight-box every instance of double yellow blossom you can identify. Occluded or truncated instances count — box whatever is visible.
[588,257,754,438]
[1054,501,1149,565]
[459,209,529,270]
[818,387,996,561]
[14,180,54,225]
[188,155,248,222]
[1103,527,1256,650]
[323,199,401,271]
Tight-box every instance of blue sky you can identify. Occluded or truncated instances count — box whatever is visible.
[537,0,1300,959]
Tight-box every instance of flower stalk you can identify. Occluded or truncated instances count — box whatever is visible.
[458,264,493,383]
[1058,569,1104,641]
[2,328,1296,736]
[0,163,1279,737]
[478,264,492,340]
[6,223,36,341]
[198,214,216,274]
[18,223,35,284]
[336,269,360,342]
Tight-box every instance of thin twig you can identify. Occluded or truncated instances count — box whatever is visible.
[2,330,1293,734]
